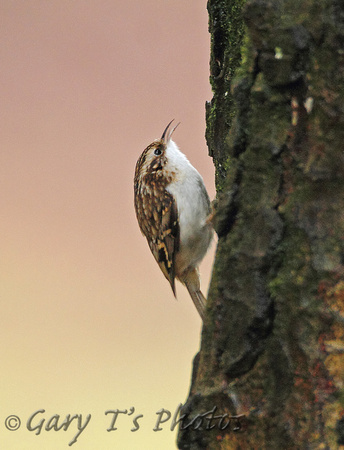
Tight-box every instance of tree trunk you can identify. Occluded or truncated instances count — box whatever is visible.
[178,0,344,448]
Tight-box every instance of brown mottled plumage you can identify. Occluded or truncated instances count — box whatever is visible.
[134,155,179,293]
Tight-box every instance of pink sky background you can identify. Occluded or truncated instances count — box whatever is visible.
[1,2,215,448]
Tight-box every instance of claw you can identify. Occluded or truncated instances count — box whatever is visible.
[206,201,216,225]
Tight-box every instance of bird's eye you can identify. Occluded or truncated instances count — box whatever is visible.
[154,148,162,156]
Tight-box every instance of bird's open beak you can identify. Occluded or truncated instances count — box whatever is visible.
[161,119,180,144]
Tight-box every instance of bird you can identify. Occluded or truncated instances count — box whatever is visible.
[134,120,213,322]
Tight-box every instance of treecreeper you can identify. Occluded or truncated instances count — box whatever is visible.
[134,120,213,321]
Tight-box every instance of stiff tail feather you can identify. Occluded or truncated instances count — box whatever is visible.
[185,285,206,322]
[182,268,207,322]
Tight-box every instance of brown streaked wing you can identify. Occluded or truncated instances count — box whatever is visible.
[136,187,179,295]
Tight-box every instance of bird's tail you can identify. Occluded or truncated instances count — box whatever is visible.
[182,268,207,322]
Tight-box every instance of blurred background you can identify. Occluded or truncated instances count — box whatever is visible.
[1,1,215,448]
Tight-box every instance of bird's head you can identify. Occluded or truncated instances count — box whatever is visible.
[135,120,180,185]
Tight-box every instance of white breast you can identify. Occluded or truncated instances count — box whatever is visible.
[165,140,213,274]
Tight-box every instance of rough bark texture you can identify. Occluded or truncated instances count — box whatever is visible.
[178,0,344,448]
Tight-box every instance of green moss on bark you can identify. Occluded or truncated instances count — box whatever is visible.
[206,0,246,191]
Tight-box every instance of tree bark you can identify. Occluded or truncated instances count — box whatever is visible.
[178,0,344,448]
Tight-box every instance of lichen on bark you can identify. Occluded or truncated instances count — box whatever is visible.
[178,0,344,448]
